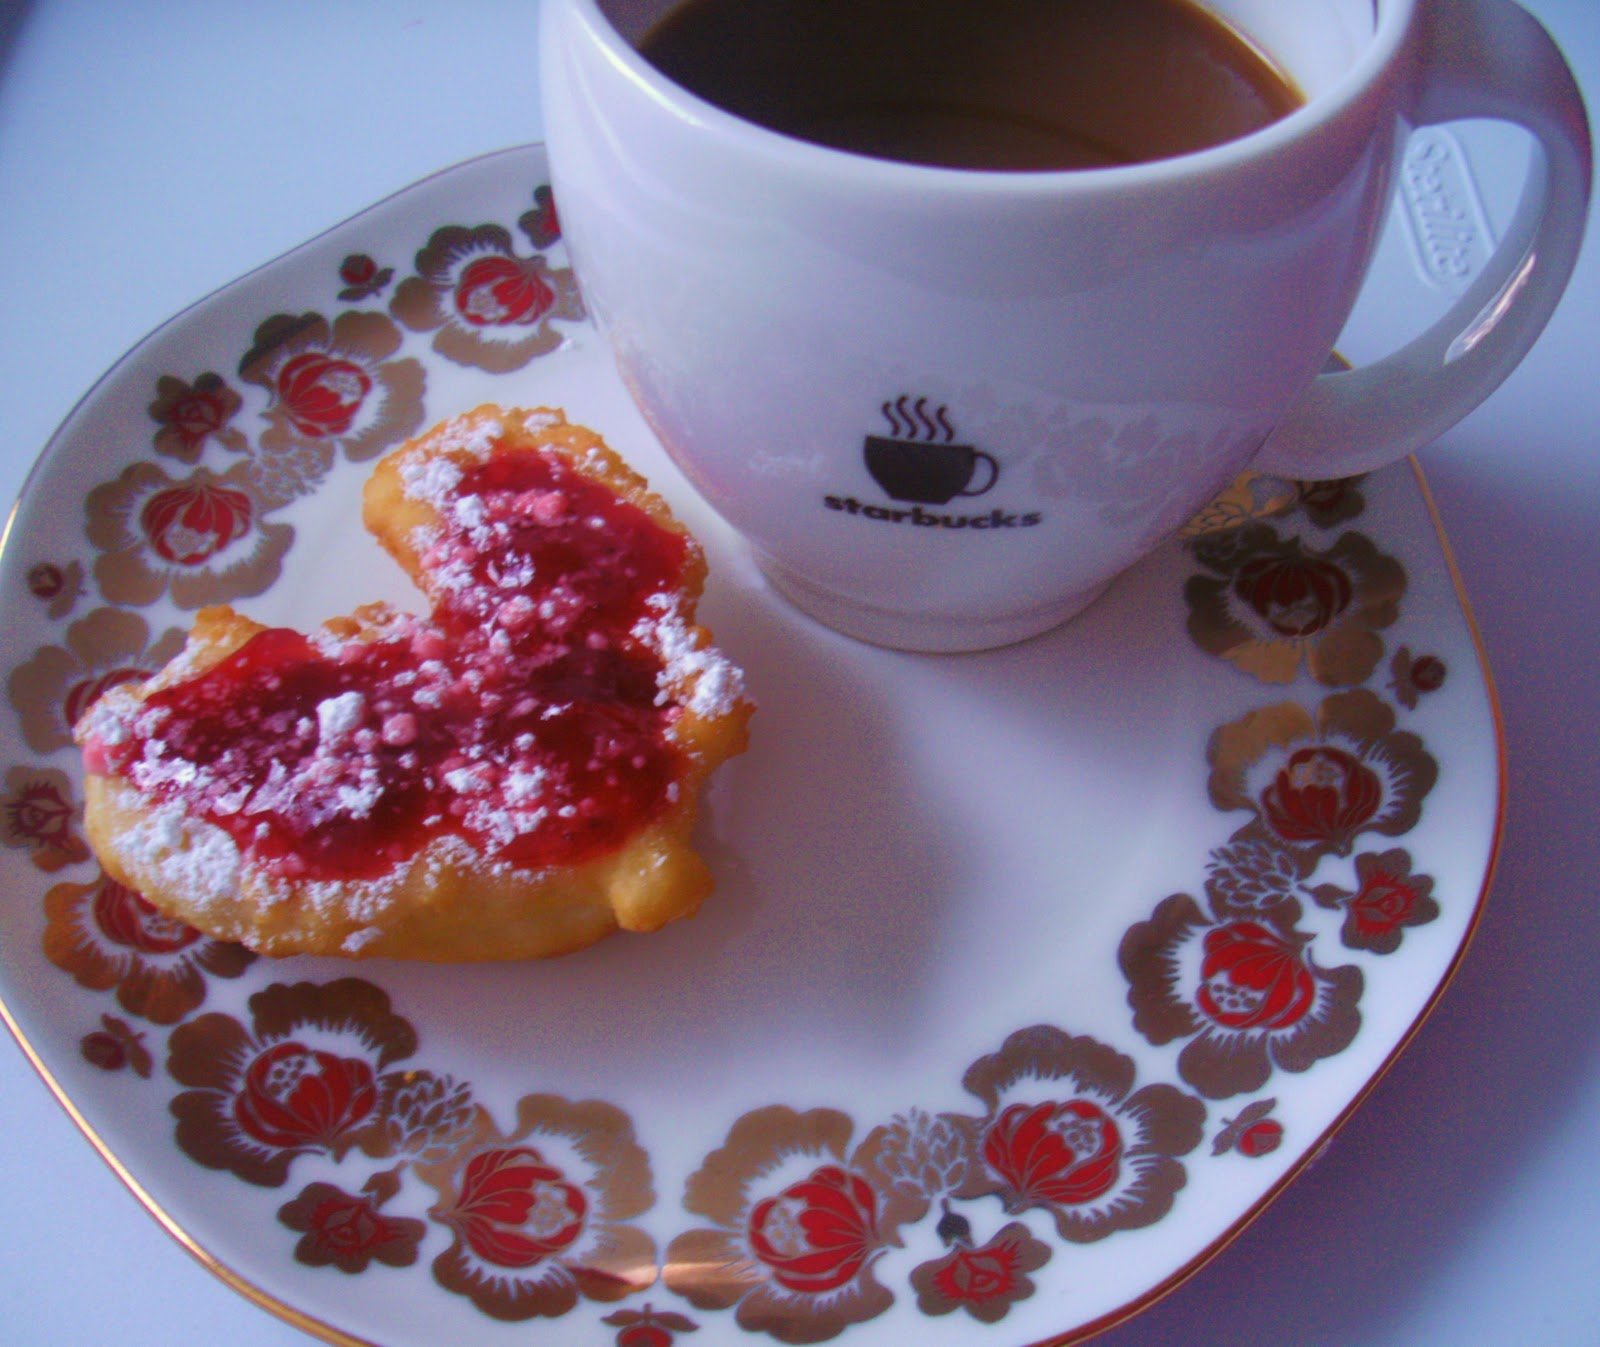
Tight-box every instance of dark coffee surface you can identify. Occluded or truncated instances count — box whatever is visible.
[638,0,1302,170]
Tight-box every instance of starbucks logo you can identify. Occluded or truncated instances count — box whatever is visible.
[865,397,998,504]
[821,396,1043,533]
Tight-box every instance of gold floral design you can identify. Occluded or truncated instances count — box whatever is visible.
[948,1026,1205,1242]
[241,438,338,511]
[1203,835,1307,925]
[857,1106,971,1227]
[603,1304,701,1345]
[80,1013,154,1077]
[1207,689,1439,860]
[7,607,185,753]
[1310,847,1440,953]
[1211,1098,1284,1158]
[390,221,583,372]
[336,253,395,304]
[148,372,248,462]
[25,560,86,619]
[85,460,294,609]
[1179,470,1300,538]
[1120,893,1364,1099]
[665,1105,921,1342]
[518,184,562,251]
[1389,645,1449,709]
[1295,477,1367,528]
[1182,472,1368,539]
[278,1170,425,1274]
[167,978,418,1186]
[378,1070,479,1164]
[1,764,88,871]
[908,1215,1051,1323]
[0,155,1481,1343]
[238,310,425,463]
[1185,525,1405,686]
[43,870,253,1024]
[416,1093,656,1320]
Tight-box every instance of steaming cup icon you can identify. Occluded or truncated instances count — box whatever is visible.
[864,398,999,505]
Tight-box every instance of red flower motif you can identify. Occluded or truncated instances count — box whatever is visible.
[1208,692,1437,861]
[300,1191,393,1259]
[43,870,254,1025]
[1351,875,1424,941]
[453,1145,588,1269]
[419,1093,656,1320]
[665,1105,911,1338]
[1,769,86,871]
[340,254,378,287]
[167,980,412,1185]
[748,1164,879,1295]
[1233,551,1353,637]
[1389,645,1449,708]
[275,349,373,438]
[934,1243,1016,1303]
[9,609,186,753]
[92,879,201,956]
[390,222,582,372]
[232,1041,380,1151]
[8,780,74,842]
[87,463,291,609]
[148,372,247,462]
[981,1100,1122,1211]
[1186,528,1402,686]
[336,253,395,302]
[453,254,555,328]
[910,1220,1051,1322]
[1312,847,1440,953]
[1411,655,1446,690]
[167,387,231,450]
[1260,745,1383,852]
[278,1179,424,1273]
[1237,1120,1284,1156]
[1195,921,1317,1033]
[951,1027,1204,1241]
[1121,894,1364,1099]
[139,480,253,566]
[240,310,423,464]
[27,563,65,599]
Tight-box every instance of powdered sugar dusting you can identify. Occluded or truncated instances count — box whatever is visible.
[122,802,243,911]
[317,690,365,744]
[633,593,748,719]
[400,454,463,510]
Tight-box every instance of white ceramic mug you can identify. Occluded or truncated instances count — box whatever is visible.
[540,0,1590,652]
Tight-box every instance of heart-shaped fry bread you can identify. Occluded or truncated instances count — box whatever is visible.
[75,406,752,959]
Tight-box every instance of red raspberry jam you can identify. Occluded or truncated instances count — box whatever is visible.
[89,441,696,882]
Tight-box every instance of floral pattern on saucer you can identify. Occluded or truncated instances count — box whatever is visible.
[0,147,1496,1347]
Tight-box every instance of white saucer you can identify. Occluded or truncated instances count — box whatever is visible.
[0,144,1501,1347]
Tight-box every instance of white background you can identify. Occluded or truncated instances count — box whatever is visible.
[0,2,1595,1344]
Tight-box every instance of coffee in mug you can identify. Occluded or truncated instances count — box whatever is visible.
[542,0,1591,651]
[638,0,1304,171]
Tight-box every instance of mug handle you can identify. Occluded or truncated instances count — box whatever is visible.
[1251,0,1591,479]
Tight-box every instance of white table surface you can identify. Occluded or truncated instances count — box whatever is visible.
[1,3,1595,1344]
